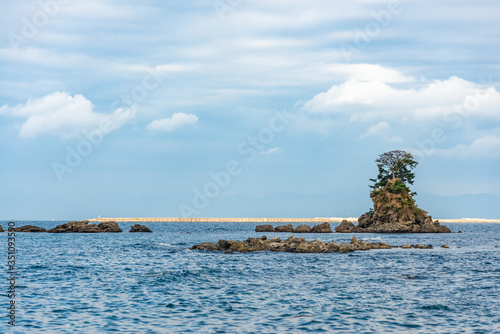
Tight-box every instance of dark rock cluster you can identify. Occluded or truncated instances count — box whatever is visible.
[129,224,152,233]
[191,235,403,254]
[255,222,332,233]
[336,218,450,234]
[12,225,48,233]
[48,220,122,233]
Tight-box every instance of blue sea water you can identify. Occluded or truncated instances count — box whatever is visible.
[1,221,499,333]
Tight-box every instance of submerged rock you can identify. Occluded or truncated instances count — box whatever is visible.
[12,225,47,233]
[48,220,122,233]
[336,179,451,233]
[129,224,152,233]
[190,235,432,254]
[413,244,433,249]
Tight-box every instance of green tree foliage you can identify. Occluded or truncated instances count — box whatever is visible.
[369,150,418,193]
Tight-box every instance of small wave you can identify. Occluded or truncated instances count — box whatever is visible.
[156,243,172,247]
[362,237,383,242]
[421,304,450,311]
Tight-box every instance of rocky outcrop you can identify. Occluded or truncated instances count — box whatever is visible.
[129,224,152,233]
[255,224,275,232]
[12,225,47,233]
[0,225,3,232]
[189,235,426,254]
[255,222,333,233]
[48,220,122,233]
[336,179,451,233]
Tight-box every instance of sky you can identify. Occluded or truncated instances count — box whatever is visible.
[0,0,499,220]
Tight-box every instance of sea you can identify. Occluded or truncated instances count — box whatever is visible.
[1,221,499,333]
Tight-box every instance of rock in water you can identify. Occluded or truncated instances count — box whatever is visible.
[96,222,122,233]
[294,225,312,233]
[48,220,122,233]
[311,222,333,233]
[275,224,294,232]
[335,220,357,233]
[129,224,152,233]
[402,243,411,249]
[256,223,332,233]
[0,225,3,232]
[338,179,451,233]
[12,225,47,233]
[255,224,275,232]
[191,236,398,254]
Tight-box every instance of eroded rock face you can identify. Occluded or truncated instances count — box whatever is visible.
[190,235,413,254]
[12,225,47,233]
[48,220,122,233]
[129,224,152,233]
[336,179,451,233]
[256,222,333,233]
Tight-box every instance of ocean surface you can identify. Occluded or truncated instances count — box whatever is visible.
[1,221,499,333]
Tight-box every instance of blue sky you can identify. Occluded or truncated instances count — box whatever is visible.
[1,0,499,220]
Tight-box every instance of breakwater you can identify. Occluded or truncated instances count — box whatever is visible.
[86,217,500,223]
[87,217,358,223]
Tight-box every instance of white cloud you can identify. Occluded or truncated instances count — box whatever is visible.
[362,121,390,137]
[304,73,500,122]
[146,112,198,132]
[1,91,135,138]
[436,135,500,158]
[322,64,414,83]
[260,147,282,155]
[361,121,403,142]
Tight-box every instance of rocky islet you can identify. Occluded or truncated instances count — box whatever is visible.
[190,235,436,254]
[336,179,451,233]
[48,220,122,233]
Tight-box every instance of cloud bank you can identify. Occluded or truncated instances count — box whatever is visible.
[304,70,500,123]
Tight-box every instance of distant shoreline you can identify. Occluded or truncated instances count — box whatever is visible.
[86,217,500,223]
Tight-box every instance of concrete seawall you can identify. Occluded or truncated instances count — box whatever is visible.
[86,217,500,223]
[87,217,358,223]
